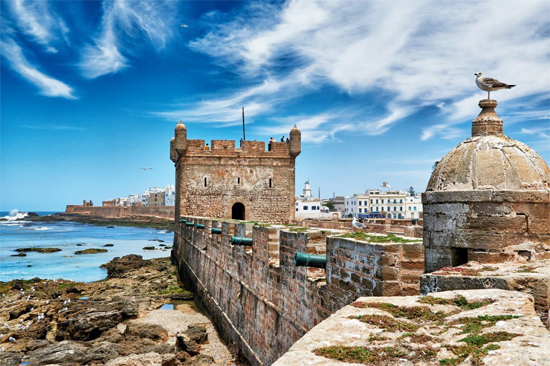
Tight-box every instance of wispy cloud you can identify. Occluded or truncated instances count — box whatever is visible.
[19,124,85,131]
[0,37,76,99]
[519,126,550,139]
[79,0,177,78]
[6,0,68,53]
[170,0,550,142]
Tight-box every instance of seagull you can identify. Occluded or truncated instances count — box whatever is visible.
[381,182,391,188]
[140,168,153,170]
[352,217,365,229]
[180,24,189,28]
[475,72,516,99]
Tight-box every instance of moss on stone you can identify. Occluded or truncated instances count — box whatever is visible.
[417,295,494,310]
[339,232,420,243]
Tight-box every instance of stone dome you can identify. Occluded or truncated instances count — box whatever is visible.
[427,100,550,192]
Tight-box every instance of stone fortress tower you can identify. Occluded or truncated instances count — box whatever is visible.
[170,122,301,223]
[423,99,550,272]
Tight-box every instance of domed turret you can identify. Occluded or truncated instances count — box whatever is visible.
[423,99,550,272]
[175,120,187,154]
[289,124,301,157]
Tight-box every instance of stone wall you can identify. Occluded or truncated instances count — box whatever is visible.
[423,191,550,272]
[64,205,174,219]
[171,216,424,365]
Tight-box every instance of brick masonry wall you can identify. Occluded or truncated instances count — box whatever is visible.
[64,205,175,219]
[171,216,424,365]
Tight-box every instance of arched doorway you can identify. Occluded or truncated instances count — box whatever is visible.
[232,202,245,220]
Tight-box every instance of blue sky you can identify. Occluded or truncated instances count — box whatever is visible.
[1,0,549,212]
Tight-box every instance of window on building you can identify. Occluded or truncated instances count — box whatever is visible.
[204,177,207,187]
[393,199,397,203]
[394,207,397,211]
[359,201,362,206]
[376,207,379,211]
[414,207,417,210]
[400,207,403,211]
[376,199,379,204]
[359,208,362,213]
[408,207,411,210]
[269,178,272,188]
[303,206,308,210]
[387,207,390,211]
[400,199,403,203]
[237,177,241,184]
[296,208,298,211]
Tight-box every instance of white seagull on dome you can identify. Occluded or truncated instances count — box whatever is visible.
[474,72,516,99]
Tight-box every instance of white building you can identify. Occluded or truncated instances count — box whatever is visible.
[343,189,422,219]
[295,181,330,219]
[405,193,422,219]
[164,185,175,206]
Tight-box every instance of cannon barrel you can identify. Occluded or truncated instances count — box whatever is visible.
[196,223,205,229]
[231,236,253,246]
[293,252,326,268]
[185,221,194,226]
[211,227,222,234]
[178,219,186,223]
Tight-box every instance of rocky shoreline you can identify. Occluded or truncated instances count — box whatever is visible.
[26,213,175,231]
[0,255,240,366]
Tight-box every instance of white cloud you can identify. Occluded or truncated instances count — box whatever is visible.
[183,0,550,142]
[7,0,68,53]
[79,0,177,79]
[0,37,76,99]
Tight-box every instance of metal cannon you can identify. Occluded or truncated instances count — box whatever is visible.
[196,223,205,229]
[293,252,326,269]
[185,221,194,226]
[211,227,222,234]
[231,236,253,246]
[178,219,186,223]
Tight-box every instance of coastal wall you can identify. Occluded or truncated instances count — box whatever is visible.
[171,216,424,365]
[65,205,174,219]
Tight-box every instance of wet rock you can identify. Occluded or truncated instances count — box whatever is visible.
[0,351,22,366]
[143,246,156,250]
[84,341,120,363]
[100,255,146,279]
[105,351,162,366]
[26,212,39,217]
[124,323,169,342]
[14,247,61,253]
[24,340,92,365]
[75,248,108,255]
[10,253,26,257]
[95,327,124,344]
[104,244,114,247]
[9,303,32,320]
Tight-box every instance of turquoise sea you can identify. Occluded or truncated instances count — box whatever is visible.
[0,211,174,282]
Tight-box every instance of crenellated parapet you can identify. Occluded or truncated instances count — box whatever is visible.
[169,122,302,223]
[172,215,424,365]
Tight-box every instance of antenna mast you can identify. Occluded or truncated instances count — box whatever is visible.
[242,107,246,141]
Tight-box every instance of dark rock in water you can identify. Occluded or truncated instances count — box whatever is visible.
[15,247,61,253]
[0,218,8,221]
[107,226,115,228]
[143,246,156,250]
[100,255,145,278]
[24,340,92,365]
[83,341,120,363]
[27,212,39,217]
[27,265,32,267]
[0,351,23,366]
[74,248,108,255]
[11,252,27,257]
[76,243,85,246]
[103,243,114,247]
[124,323,169,342]
[149,239,165,242]
[159,244,167,247]
[56,298,137,341]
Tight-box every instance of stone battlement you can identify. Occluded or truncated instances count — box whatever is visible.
[172,216,424,365]
[181,139,293,158]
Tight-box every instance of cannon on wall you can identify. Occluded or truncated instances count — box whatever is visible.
[231,236,253,246]
[293,252,326,269]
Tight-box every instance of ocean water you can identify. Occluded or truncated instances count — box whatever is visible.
[0,211,174,282]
